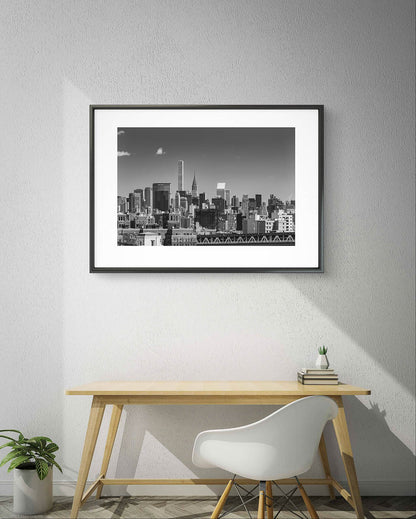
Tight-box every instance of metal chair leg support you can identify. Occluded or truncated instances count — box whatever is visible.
[217,476,259,519]
[272,481,309,519]
[215,478,319,519]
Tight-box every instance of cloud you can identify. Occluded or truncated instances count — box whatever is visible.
[155,147,166,155]
[118,151,131,157]
[117,130,125,135]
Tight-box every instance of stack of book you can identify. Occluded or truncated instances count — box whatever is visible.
[297,368,339,385]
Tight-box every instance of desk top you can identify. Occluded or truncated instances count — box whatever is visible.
[65,381,370,396]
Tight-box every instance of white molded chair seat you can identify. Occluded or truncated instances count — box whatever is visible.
[192,396,338,518]
[193,396,338,480]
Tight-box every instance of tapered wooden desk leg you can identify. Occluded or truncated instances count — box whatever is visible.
[319,433,335,500]
[96,404,123,499]
[266,481,273,519]
[332,396,365,519]
[297,480,319,519]
[258,489,265,519]
[211,479,233,519]
[70,397,105,519]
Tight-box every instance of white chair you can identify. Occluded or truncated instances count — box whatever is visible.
[192,395,338,519]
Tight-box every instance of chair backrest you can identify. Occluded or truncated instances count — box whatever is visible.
[192,396,338,480]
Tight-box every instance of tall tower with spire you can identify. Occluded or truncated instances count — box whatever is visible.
[191,172,198,198]
[178,160,184,191]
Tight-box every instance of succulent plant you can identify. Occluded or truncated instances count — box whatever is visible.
[318,346,328,355]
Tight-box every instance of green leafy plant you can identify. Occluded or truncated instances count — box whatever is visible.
[0,430,62,480]
[318,346,328,355]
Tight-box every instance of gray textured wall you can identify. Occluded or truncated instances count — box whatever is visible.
[0,0,414,496]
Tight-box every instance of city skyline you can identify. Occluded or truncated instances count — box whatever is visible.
[118,127,295,202]
[117,127,296,246]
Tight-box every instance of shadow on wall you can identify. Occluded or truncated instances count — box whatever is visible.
[285,108,415,395]
[101,397,415,496]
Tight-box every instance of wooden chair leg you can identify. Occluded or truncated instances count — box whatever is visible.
[266,481,273,519]
[211,479,233,519]
[258,488,265,519]
[296,480,319,519]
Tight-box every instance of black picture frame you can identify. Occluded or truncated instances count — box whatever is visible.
[90,105,323,273]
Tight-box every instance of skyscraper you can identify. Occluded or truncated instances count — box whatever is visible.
[248,198,256,212]
[216,182,226,200]
[153,183,171,212]
[225,189,231,208]
[231,195,239,208]
[192,173,198,197]
[212,197,226,214]
[178,160,184,191]
[174,191,180,210]
[242,194,249,216]
[134,189,143,213]
[128,192,136,213]
[144,187,153,210]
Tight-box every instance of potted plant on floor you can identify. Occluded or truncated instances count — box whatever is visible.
[0,429,62,515]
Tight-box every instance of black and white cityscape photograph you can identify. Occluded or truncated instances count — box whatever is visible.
[117,127,295,247]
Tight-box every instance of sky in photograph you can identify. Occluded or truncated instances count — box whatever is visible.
[118,127,295,202]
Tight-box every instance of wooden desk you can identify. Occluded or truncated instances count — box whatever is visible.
[66,381,370,519]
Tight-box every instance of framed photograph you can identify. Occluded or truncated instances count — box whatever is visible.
[90,105,323,272]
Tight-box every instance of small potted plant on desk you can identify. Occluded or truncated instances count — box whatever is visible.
[0,429,62,515]
[316,345,330,369]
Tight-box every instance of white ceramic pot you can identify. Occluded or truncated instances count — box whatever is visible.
[14,463,53,515]
[315,354,330,369]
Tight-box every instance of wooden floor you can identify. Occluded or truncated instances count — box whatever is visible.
[0,496,414,519]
